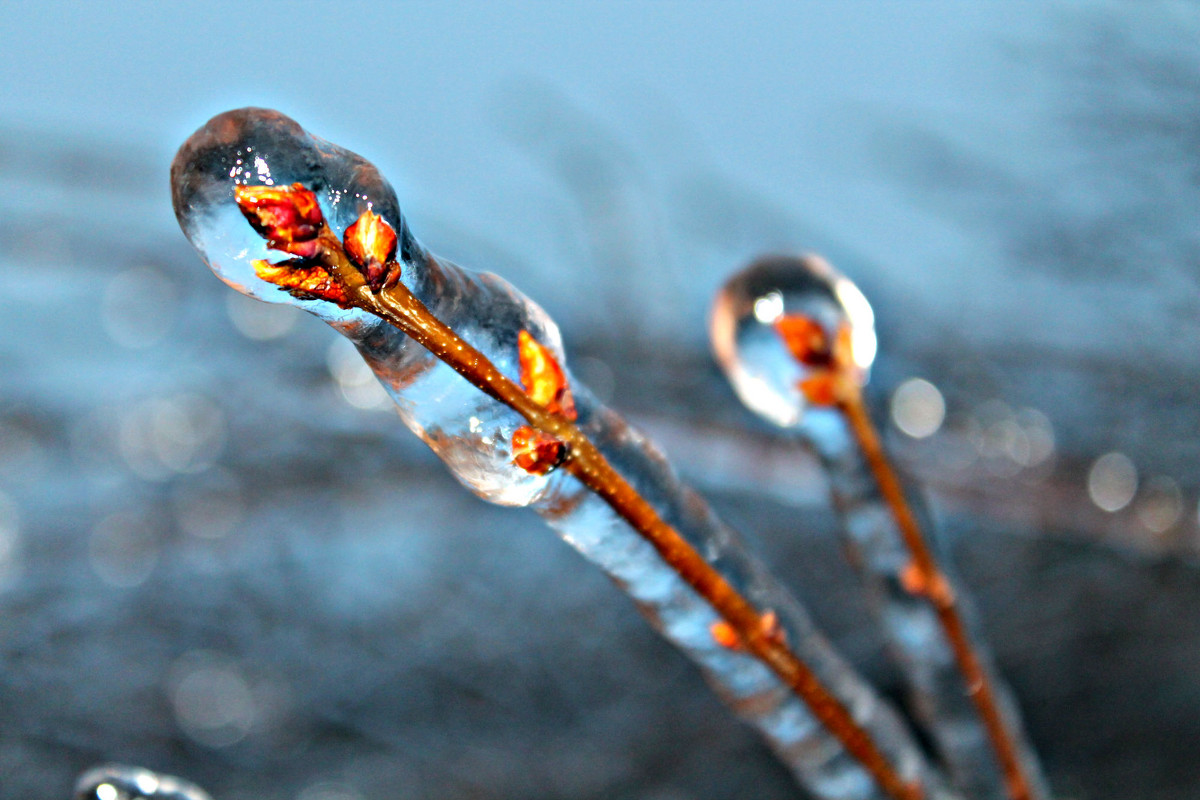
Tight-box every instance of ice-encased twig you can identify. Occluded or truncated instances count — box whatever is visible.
[345,278,956,800]
[709,255,1049,800]
[811,400,1050,800]
[171,109,958,800]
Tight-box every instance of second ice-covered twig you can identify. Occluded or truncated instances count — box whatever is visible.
[711,254,1049,800]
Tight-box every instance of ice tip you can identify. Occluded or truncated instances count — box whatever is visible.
[169,107,418,293]
[170,107,308,232]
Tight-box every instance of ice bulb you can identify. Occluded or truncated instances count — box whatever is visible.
[710,254,876,428]
[74,765,211,800]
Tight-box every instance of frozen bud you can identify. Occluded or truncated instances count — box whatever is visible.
[234,182,324,258]
[251,259,350,307]
[511,425,566,475]
[777,320,857,407]
[344,210,399,291]
[774,314,833,368]
[518,330,576,420]
[710,620,743,650]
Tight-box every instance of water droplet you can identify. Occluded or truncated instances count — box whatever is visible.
[890,378,945,439]
[710,254,876,428]
[1088,451,1138,512]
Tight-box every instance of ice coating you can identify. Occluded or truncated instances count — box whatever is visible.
[74,765,212,800]
[710,254,877,429]
[172,108,561,505]
[171,109,956,799]
[711,256,1049,799]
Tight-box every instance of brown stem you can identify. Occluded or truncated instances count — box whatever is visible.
[314,237,921,800]
[838,387,1035,800]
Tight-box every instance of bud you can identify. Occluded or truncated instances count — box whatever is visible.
[343,209,399,291]
[517,330,576,420]
[251,259,350,307]
[799,373,839,407]
[710,620,743,651]
[234,182,325,258]
[511,425,567,475]
[773,313,832,368]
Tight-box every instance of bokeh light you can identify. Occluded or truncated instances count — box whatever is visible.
[1088,452,1138,513]
[890,378,945,439]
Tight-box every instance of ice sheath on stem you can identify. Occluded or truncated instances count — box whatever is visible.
[171,109,958,800]
[710,255,1050,800]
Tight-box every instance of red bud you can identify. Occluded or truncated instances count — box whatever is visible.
[234,183,325,258]
[343,209,399,291]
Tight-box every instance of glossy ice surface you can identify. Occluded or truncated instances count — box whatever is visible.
[74,765,211,800]
[710,254,876,429]
[172,109,953,799]
[710,256,1048,798]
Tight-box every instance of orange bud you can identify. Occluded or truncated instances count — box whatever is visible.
[343,209,399,291]
[251,259,350,307]
[518,330,576,420]
[234,183,325,258]
[759,610,787,646]
[899,561,954,606]
[511,425,567,475]
[774,313,832,368]
[799,371,839,407]
[710,620,743,650]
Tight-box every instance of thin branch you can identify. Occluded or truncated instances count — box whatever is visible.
[315,239,924,800]
[838,387,1035,800]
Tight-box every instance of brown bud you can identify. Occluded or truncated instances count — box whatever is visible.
[798,371,839,407]
[343,209,399,291]
[710,620,743,651]
[511,425,567,475]
[251,259,350,307]
[234,183,325,258]
[773,313,832,368]
[518,330,576,420]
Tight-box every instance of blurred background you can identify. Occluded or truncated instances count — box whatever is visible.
[2,1,1199,798]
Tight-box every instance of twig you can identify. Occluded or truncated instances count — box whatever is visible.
[312,228,924,800]
[837,386,1035,800]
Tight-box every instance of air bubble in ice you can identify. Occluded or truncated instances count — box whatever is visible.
[710,254,876,428]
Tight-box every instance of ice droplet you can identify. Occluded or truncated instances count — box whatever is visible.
[74,765,212,800]
[710,254,876,428]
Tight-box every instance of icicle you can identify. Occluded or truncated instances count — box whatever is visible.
[172,109,959,800]
[711,254,1050,800]
[74,765,212,800]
